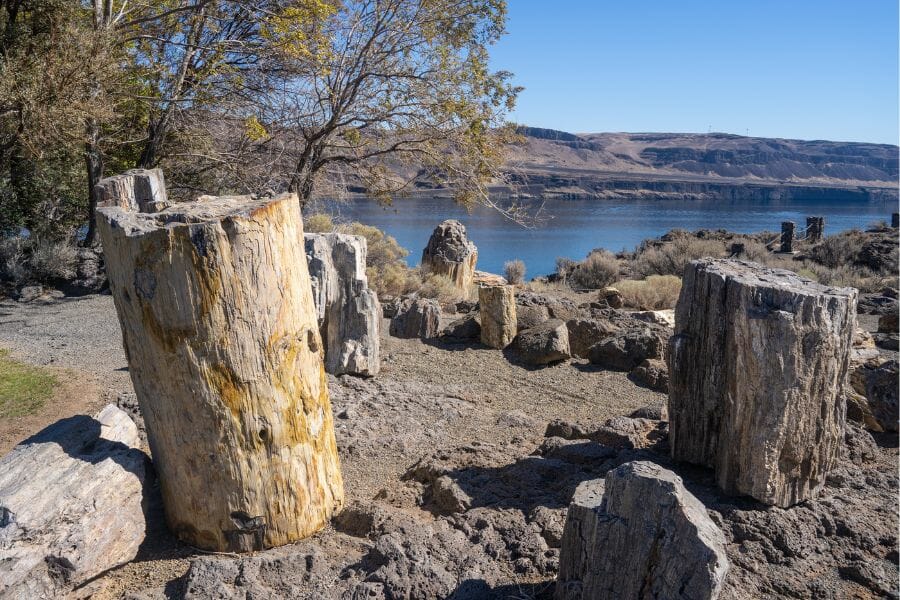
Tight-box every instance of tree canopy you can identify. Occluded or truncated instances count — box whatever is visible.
[0,0,519,240]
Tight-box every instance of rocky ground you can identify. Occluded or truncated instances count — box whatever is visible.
[0,291,896,599]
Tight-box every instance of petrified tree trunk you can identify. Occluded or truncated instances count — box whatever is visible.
[97,190,344,552]
[421,219,478,290]
[96,168,169,212]
[668,258,857,507]
[479,285,516,349]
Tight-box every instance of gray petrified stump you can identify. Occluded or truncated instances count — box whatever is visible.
[305,233,381,376]
[421,219,478,290]
[0,405,147,598]
[555,461,728,600]
[96,168,169,212]
[479,285,517,349]
[97,189,344,552]
[668,258,857,507]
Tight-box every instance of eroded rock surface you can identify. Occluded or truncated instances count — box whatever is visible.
[0,405,148,598]
[512,319,571,365]
[555,461,729,600]
[389,297,441,339]
[421,220,478,290]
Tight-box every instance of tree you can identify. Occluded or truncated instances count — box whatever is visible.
[236,0,521,211]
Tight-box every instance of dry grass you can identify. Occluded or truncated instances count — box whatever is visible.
[504,259,526,285]
[417,272,467,303]
[0,235,77,284]
[614,275,683,310]
[632,238,726,277]
[806,229,867,269]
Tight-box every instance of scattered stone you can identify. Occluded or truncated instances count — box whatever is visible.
[0,405,148,598]
[857,292,898,316]
[587,326,666,371]
[873,332,899,350]
[440,313,481,343]
[851,359,898,432]
[629,404,667,420]
[628,358,669,392]
[511,319,571,366]
[516,304,551,332]
[630,309,675,328]
[479,285,517,349]
[496,410,538,429]
[305,233,381,376]
[853,327,876,349]
[669,258,857,507]
[600,286,623,308]
[590,416,665,449]
[544,419,593,440]
[421,220,478,290]
[844,388,884,432]
[565,318,620,358]
[517,292,583,322]
[389,297,441,339]
[555,461,729,600]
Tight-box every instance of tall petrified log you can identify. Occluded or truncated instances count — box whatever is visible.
[421,219,478,290]
[479,285,516,349]
[668,258,857,507]
[97,190,344,551]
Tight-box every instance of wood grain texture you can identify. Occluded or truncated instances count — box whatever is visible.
[668,258,857,507]
[479,285,516,349]
[97,192,344,551]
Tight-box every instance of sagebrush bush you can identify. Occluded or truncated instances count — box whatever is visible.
[304,213,336,233]
[0,235,77,284]
[417,272,465,304]
[803,263,888,293]
[570,250,620,289]
[504,259,526,285]
[632,238,725,277]
[555,257,577,281]
[614,275,683,310]
[806,230,867,269]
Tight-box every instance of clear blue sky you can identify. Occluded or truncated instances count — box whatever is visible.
[489,1,899,144]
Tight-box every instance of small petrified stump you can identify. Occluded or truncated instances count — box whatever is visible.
[97,189,344,552]
[555,461,728,600]
[421,220,478,290]
[389,297,441,339]
[479,285,516,348]
[0,405,147,597]
[779,221,795,252]
[669,259,857,507]
[305,233,380,376]
[806,216,825,242]
[96,168,169,212]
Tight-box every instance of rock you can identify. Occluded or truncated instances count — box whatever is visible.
[873,332,899,350]
[587,326,666,371]
[421,220,478,290]
[305,233,381,376]
[455,299,477,313]
[479,285,517,349]
[440,313,481,343]
[877,312,898,333]
[631,309,675,328]
[511,319,571,365]
[630,405,667,420]
[517,291,583,322]
[590,416,664,449]
[851,359,898,432]
[844,388,883,433]
[629,358,669,392]
[13,285,44,303]
[0,405,148,598]
[389,297,441,339]
[853,327,876,349]
[857,293,898,316]
[857,233,898,274]
[555,461,728,600]
[600,286,623,308]
[669,258,857,507]
[565,318,620,358]
[516,304,550,332]
[544,419,593,440]
[472,270,506,286]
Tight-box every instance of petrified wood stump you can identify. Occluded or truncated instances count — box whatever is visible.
[479,285,516,349]
[97,190,344,551]
[668,258,857,507]
[96,168,169,212]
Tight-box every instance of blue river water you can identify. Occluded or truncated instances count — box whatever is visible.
[316,196,897,276]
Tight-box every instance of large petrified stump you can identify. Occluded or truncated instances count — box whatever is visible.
[555,461,728,600]
[669,258,857,507]
[479,285,516,348]
[305,233,380,376]
[97,189,344,551]
[0,405,147,598]
[421,220,478,290]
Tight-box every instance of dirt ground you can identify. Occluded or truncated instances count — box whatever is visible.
[0,293,666,598]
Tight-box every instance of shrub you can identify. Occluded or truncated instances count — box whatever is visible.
[806,230,867,269]
[504,259,526,285]
[27,237,77,282]
[304,213,336,233]
[570,250,620,289]
[418,272,464,304]
[803,263,888,293]
[555,257,577,281]
[632,238,726,277]
[0,236,26,283]
[331,221,417,298]
[738,240,773,265]
[614,275,683,310]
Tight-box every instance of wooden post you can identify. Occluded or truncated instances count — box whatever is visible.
[97,190,344,552]
[779,221,794,253]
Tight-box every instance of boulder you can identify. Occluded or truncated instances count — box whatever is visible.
[0,405,148,598]
[629,358,669,392]
[851,359,898,432]
[599,287,623,308]
[472,270,506,286]
[517,291,582,322]
[511,319,571,366]
[873,332,899,350]
[479,285,516,349]
[555,461,728,600]
[389,297,441,339]
[305,233,381,376]
[845,388,883,433]
[421,220,478,290]
[440,313,481,343]
[587,326,666,371]
[13,285,44,303]
[631,309,675,328]
[877,312,898,333]
[669,259,857,507]
[516,304,550,332]
[590,416,664,449]
[565,318,620,358]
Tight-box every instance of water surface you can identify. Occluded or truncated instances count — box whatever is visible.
[318,196,896,276]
